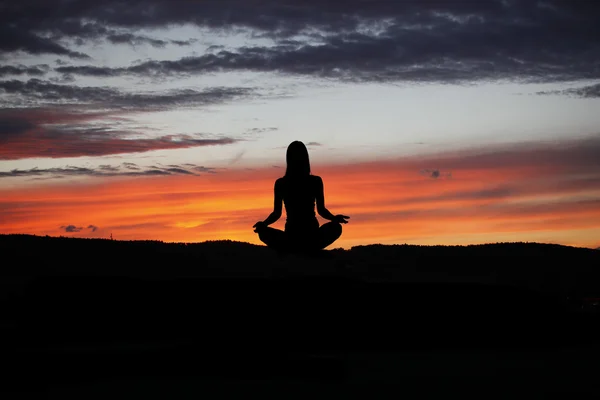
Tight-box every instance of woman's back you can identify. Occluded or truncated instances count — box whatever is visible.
[277,174,320,231]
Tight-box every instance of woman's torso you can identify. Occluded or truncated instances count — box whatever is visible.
[279,174,319,233]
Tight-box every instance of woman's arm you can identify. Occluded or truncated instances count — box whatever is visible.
[315,176,350,224]
[315,176,337,221]
[262,179,283,226]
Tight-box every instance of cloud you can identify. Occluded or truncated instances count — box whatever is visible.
[0,26,90,59]
[0,1,585,84]
[106,33,169,48]
[54,33,599,84]
[306,142,322,147]
[171,39,198,46]
[1,1,597,101]
[0,116,239,160]
[0,79,254,110]
[105,33,197,48]
[60,224,83,233]
[420,169,451,179]
[0,162,219,179]
[229,150,245,165]
[537,82,600,98]
[0,65,49,77]
[191,165,218,174]
[244,127,279,136]
[0,79,252,159]
[0,109,239,160]
[60,224,99,233]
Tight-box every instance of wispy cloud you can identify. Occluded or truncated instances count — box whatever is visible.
[420,169,452,179]
[229,150,245,165]
[0,106,242,160]
[105,33,197,48]
[0,64,49,77]
[0,79,255,110]
[537,83,600,98]
[87,224,99,232]
[60,224,99,234]
[0,162,218,179]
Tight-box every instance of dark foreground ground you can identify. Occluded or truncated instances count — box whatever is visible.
[1,234,599,397]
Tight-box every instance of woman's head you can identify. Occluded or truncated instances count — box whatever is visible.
[285,140,311,177]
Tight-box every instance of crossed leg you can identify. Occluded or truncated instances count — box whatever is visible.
[316,222,343,250]
[257,226,288,252]
[257,222,342,253]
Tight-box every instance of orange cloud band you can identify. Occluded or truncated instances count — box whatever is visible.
[1,138,600,249]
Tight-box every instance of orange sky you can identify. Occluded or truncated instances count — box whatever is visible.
[1,139,600,249]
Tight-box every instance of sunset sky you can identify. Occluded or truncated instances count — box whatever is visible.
[1,0,599,249]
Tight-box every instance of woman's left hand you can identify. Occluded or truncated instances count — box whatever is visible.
[333,215,350,224]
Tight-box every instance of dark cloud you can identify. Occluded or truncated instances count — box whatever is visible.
[0,117,35,137]
[0,1,582,84]
[60,224,99,233]
[98,164,120,172]
[305,142,322,147]
[0,162,219,179]
[55,30,599,84]
[537,83,600,98]
[0,79,121,104]
[0,26,90,59]
[164,167,194,175]
[123,162,140,170]
[191,165,217,174]
[87,225,99,232]
[0,1,597,100]
[106,34,197,48]
[107,33,169,48]
[0,64,49,77]
[55,65,121,78]
[0,108,240,160]
[49,73,76,84]
[171,39,198,46]
[0,128,238,159]
[244,127,279,135]
[420,169,451,179]
[0,79,253,110]
[61,224,83,233]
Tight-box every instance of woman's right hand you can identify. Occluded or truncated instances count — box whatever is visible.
[253,221,267,232]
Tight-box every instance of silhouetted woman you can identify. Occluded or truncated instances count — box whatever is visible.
[253,140,349,254]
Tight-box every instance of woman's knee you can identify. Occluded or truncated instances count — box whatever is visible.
[257,231,267,242]
[333,221,342,234]
[324,221,342,237]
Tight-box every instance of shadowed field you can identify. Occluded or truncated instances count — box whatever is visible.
[1,234,599,396]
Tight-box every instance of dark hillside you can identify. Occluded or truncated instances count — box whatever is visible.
[1,234,599,395]
[1,234,598,295]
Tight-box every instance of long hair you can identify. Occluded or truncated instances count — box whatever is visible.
[285,140,311,177]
